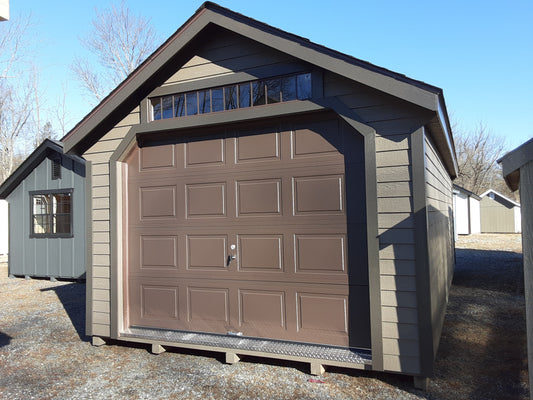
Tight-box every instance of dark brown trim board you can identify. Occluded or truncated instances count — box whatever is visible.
[85,161,94,337]
[411,127,433,377]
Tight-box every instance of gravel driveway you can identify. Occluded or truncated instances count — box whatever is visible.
[0,234,528,399]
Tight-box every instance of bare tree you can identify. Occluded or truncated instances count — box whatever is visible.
[54,81,72,137]
[0,15,35,183]
[0,79,33,181]
[72,1,160,102]
[0,16,31,79]
[454,122,509,196]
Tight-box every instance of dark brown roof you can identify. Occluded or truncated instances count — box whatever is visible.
[0,139,85,199]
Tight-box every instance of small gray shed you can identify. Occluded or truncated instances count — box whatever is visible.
[499,137,533,400]
[0,139,86,279]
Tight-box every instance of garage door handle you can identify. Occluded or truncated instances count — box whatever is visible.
[227,254,236,266]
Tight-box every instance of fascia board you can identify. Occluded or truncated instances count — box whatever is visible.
[480,189,521,207]
[499,137,533,179]
[206,10,439,112]
[63,9,211,154]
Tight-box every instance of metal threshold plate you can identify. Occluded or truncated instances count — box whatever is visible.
[122,326,372,365]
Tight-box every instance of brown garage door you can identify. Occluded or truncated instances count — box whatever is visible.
[124,115,367,347]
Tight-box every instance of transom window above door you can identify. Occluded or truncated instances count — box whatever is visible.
[150,72,311,121]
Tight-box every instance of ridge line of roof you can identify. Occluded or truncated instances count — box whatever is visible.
[62,1,443,145]
[202,2,443,95]
[479,188,520,207]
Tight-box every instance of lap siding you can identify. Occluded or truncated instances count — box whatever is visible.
[375,131,419,374]
[84,108,139,338]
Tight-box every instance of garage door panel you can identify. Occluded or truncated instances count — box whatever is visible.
[140,235,178,270]
[295,234,346,273]
[140,144,176,170]
[141,285,179,320]
[188,287,229,323]
[186,137,225,167]
[186,182,227,218]
[298,292,348,334]
[139,185,177,219]
[291,119,342,158]
[236,179,281,216]
[187,235,228,270]
[238,235,283,271]
[293,175,344,214]
[238,289,285,330]
[236,128,280,162]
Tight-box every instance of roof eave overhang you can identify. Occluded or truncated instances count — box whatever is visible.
[436,93,458,178]
[0,139,64,199]
[498,137,533,192]
[62,2,457,170]
[480,189,521,207]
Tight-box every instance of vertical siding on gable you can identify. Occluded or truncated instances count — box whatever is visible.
[424,132,454,357]
[84,107,140,337]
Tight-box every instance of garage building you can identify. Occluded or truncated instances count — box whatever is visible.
[62,2,457,384]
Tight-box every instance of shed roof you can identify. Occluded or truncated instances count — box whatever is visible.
[0,139,85,199]
[61,2,457,177]
[498,137,533,191]
[453,184,481,201]
[480,189,521,208]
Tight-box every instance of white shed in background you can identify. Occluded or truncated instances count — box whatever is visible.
[0,199,7,255]
[453,184,481,236]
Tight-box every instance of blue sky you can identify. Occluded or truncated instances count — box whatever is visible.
[8,0,533,150]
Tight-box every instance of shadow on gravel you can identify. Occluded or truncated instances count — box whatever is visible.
[434,247,528,399]
[454,248,524,294]
[0,331,12,347]
[41,283,90,342]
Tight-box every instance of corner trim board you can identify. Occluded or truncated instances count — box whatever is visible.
[411,127,434,377]
[85,161,94,337]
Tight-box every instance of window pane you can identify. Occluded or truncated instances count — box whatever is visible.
[281,76,297,101]
[162,96,174,119]
[225,86,238,110]
[174,94,185,117]
[55,214,71,234]
[186,92,198,116]
[211,88,224,112]
[297,73,312,100]
[32,194,51,234]
[31,192,72,236]
[252,81,266,106]
[198,90,211,114]
[266,78,281,104]
[152,98,162,120]
[239,83,251,108]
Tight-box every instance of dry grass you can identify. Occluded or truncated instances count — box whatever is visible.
[0,234,529,399]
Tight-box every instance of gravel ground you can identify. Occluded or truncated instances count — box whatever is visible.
[0,234,528,399]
